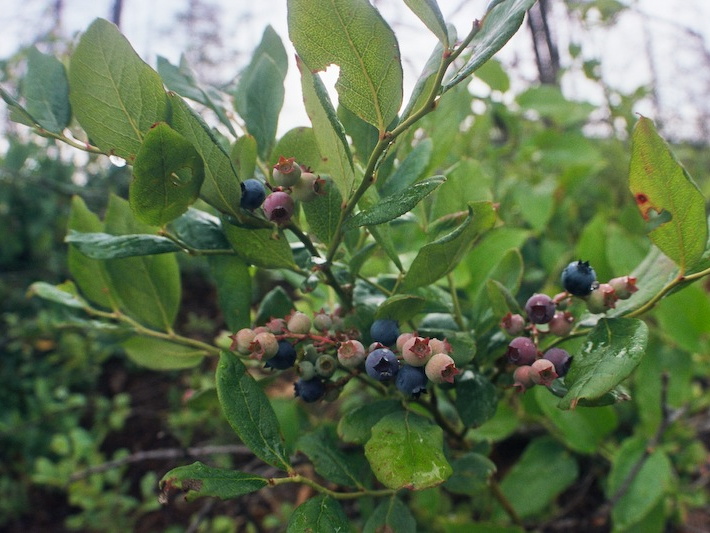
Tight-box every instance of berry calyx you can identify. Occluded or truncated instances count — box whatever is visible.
[530,359,558,386]
[365,348,399,381]
[505,336,538,366]
[401,336,432,367]
[370,319,399,347]
[525,294,556,324]
[263,191,295,224]
[315,354,337,378]
[240,179,267,210]
[608,276,638,300]
[561,260,597,297]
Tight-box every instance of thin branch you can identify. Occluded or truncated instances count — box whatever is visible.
[69,444,252,482]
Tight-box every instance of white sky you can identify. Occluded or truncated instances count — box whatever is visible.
[1,0,709,140]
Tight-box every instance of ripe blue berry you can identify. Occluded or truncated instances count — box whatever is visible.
[505,336,538,366]
[365,348,399,381]
[263,191,295,224]
[240,179,267,210]
[561,260,597,297]
[543,348,572,377]
[370,319,399,346]
[294,377,326,403]
[264,340,297,370]
[396,365,428,397]
[525,294,556,324]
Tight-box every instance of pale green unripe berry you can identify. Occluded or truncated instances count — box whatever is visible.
[287,311,312,334]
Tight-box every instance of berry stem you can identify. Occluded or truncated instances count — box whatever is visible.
[625,266,710,318]
[269,474,395,500]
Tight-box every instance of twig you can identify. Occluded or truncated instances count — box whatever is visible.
[69,444,252,482]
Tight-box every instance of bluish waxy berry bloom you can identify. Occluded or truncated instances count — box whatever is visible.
[395,364,428,397]
[240,179,267,210]
[561,260,597,297]
[370,319,399,347]
[265,340,297,370]
[294,377,326,403]
[365,348,399,381]
[543,348,572,377]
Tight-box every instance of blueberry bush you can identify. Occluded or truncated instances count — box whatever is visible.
[3,0,710,530]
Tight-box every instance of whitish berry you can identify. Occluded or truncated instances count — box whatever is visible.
[337,340,366,369]
[401,336,432,367]
[230,328,255,355]
[287,311,312,334]
[250,331,278,360]
[425,353,459,384]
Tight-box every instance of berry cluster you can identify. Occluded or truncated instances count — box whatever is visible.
[239,155,326,225]
[500,260,639,392]
[228,315,460,403]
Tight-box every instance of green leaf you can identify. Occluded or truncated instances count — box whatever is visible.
[455,371,497,427]
[287,495,349,533]
[532,386,617,455]
[122,337,206,370]
[379,138,433,198]
[216,352,291,471]
[443,452,497,496]
[168,93,242,218]
[208,255,252,332]
[28,281,87,309]
[69,18,168,160]
[297,58,355,199]
[364,496,417,533]
[255,286,294,326]
[296,425,369,489]
[130,122,204,225]
[338,104,380,163]
[66,231,181,259]
[288,0,403,132]
[67,195,117,309]
[629,116,708,271]
[655,284,710,354]
[444,0,537,91]
[231,135,258,181]
[160,461,267,502]
[235,26,287,159]
[0,86,37,127]
[102,195,181,331]
[338,399,404,445]
[559,318,649,410]
[496,436,578,519]
[517,85,595,127]
[375,294,426,322]
[271,127,322,170]
[344,176,445,230]
[608,437,673,530]
[400,202,497,291]
[302,178,343,246]
[404,0,449,46]
[400,39,447,122]
[364,410,452,490]
[222,220,297,270]
[157,55,237,137]
[24,47,71,133]
[167,208,231,250]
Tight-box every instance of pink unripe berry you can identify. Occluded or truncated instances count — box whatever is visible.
[428,338,452,355]
[265,317,286,334]
[287,311,312,334]
[272,156,301,186]
[337,340,366,369]
[263,191,295,224]
[530,358,558,386]
[401,337,433,367]
[608,276,638,300]
[500,312,526,336]
[513,365,536,392]
[250,331,278,360]
[525,293,557,324]
[548,311,574,337]
[585,283,618,313]
[425,353,459,384]
[230,328,255,355]
[505,336,538,366]
[396,332,416,352]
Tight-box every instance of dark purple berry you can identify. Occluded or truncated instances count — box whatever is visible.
[543,348,572,377]
[365,348,399,381]
[265,340,297,370]
[506,336,538,366]
[263,191,295,224]
[370,319,399,346]
[561,260,597,297]
[396,365,428,397]
[525,294,556,324]
[294,377,326,403]
[240,179,267,210]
